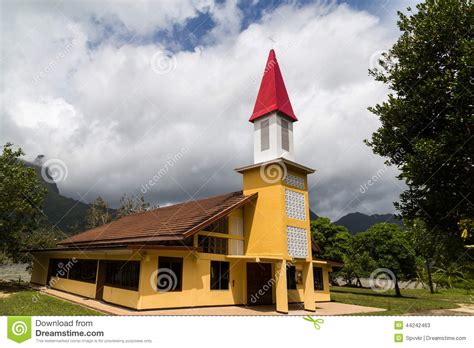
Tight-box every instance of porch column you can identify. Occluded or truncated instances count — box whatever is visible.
[302,262,315,311]
[275,259,288,314]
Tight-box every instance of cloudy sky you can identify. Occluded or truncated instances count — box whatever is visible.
[0,0,418,220]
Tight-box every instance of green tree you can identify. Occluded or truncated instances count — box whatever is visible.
[366,0,473,257]
[353,223,417,297]
[117,194,151,218]
[432,262,467,289]
[21,227,64,266]
[340,251,376,287]
[310,217,352,262]
[0,143,46,262]
[405,218,459,293]
[85,196,112,228]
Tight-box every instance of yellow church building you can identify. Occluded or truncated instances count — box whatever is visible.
[30,49,336,313]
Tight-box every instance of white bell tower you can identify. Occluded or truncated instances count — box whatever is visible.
[253,112,294,163]
[248,49,298,164]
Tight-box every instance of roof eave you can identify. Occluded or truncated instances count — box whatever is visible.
[23,245,129,253]
[249,109,298,123]
[235,157,315,175]
[57,234,185,247]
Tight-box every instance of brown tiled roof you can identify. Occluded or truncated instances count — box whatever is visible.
[58,191,257,247]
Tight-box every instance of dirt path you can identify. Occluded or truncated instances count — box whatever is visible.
[413,303,474,316]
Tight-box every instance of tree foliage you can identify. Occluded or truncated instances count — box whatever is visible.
[351,223,417,296]
[117,194,152,218]
[366,0,473,252]
[85,196,112,229]
[340,251,376,287]
[310,217,352,262]
[432,262,468,289]
[0,143,46,261]
[20,227,64,265]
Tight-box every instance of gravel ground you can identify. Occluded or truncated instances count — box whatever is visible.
[0,263,31,282]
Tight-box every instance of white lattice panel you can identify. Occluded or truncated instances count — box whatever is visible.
[285,189,306,220]
[284,174,305,190]
[286,226,308,258]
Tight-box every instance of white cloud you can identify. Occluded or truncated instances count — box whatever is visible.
[9,97,78,130]
[0,0,415,219]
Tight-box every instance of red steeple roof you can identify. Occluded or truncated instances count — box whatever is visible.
[249,49,298,122]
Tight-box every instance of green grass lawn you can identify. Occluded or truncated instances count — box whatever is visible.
[0,282,103,316]
[1,281,472,316]
[331,286,473,315]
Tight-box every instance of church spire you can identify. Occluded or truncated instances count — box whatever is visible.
[250,50,297,164]
[249,49,298,123]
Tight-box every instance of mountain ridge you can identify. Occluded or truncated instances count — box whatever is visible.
[27,162,91,234]
[30,163,401,236]
[334,211,403,234]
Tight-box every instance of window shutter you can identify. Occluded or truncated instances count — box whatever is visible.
[260,119,269,151]
[281,119,289,151]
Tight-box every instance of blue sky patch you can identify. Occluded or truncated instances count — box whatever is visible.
[85,0,404,51]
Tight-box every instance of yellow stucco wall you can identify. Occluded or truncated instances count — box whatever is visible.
[31,251,143,308]
[241,167,313,262]
[242,168,287,257]
[52,278,97,298]
[103,286,140,309]
[240,166,319,312]
[138,251,244,310]
[31,255,49,285]
[30,249,332,309]
[32,249,246,310]
[285,263,331,303]
[314,264,332,302]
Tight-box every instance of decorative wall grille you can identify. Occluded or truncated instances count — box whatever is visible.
[286,226,308,258]
[285,189,306,220]
[284,174,305,190]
